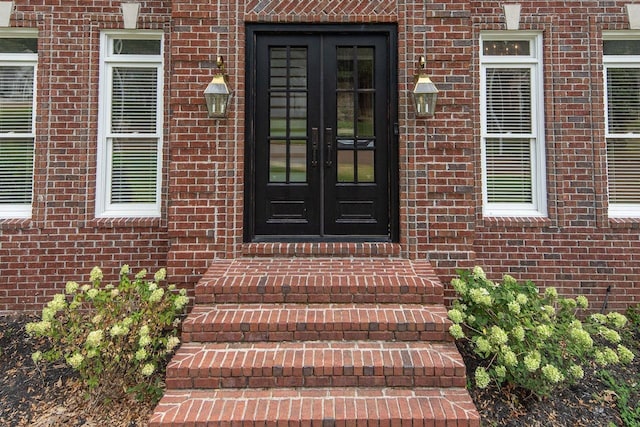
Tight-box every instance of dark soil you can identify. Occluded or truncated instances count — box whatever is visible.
[1,314,639,426]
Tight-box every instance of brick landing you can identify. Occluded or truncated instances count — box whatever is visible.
[150,258,479,426]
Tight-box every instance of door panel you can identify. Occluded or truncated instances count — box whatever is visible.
[323,37,389,236]
[248,28,395,240]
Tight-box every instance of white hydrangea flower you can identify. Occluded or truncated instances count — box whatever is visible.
[135,348,148,361]
[474,367,490,388]
[90,266,103,283]
[148,288,164,303]
[86,330,104,347]
[447,309,465,324]
[541,364,564,383]
[141,363,155,376]
[139,334,152,347]
[523,351,541,372]
[449,324,465,339]
[154,268,167,282]
[165,336,181,352]
[67,353,84,369]
[65,281,79,294]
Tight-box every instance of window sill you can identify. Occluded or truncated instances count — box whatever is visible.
[86,216,164,229]
[481,215,551,229]
[0,217,34,230]
[609,217,640,230]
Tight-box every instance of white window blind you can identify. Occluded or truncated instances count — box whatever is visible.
[480,33,546,217]
[0,36,37,218]
[97,32,163,218]
[603,35,640,217]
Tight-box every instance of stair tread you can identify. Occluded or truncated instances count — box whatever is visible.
[194,264,443,304]
[150,387,480,425]
[166,341,466,389]
[181,303,452,342]
[184,303,450,329]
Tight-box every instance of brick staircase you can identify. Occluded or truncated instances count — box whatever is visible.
[150,257,479,426]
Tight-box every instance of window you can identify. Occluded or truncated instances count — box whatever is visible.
[0,31,37,219]
[480,33,547,217]
[96,32,163,217]
[603,33,640,218]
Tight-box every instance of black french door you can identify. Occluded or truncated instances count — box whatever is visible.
[245,25,398,241]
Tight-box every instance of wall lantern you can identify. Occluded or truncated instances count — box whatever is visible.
[204,56,231,118]
[412,56,439,117]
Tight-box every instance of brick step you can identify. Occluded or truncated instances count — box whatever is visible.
[181,303,452,343]
[166,341,466,390]
[150,387,480,426]
[194,260,443,305]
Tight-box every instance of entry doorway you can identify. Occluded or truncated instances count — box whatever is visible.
[245,25,398,241]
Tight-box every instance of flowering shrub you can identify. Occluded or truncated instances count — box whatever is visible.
[26,265,188,402]
[449,267,634,397]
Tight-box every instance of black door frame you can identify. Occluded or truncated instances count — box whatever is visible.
[244,23,399,243]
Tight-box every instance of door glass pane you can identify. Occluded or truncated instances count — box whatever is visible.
[289,93,307,136]
[337,47,354,90]
[289,48,307,89]
[357,47,374,89]
[337,92,354,137]
[357,150,375,182]
[290,140,307,182]
[337,150,354,183]
[357,92,374,137]
[269,140,287,182]
[269,46,309,184]
[269,92,287,136]
[270,48,288,89]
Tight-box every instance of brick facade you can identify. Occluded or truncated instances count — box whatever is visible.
[1,0,639,313]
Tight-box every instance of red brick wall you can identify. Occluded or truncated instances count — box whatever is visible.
[0,1,172,312]
[2,1,640,313]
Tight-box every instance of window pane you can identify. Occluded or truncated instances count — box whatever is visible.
[607,138,640,203]
[486,68,532,134]
[337,47,354,90]
[604,40,640,56]
[112,39,161,55]
[0,38,37,53]
[269,140,286,182]
[357,150,374,182]
[606,68,640,133]
[337,92,354,137]
[110,139,158,203]
[111,67,158,133]
[0,65,34,133]
[290,140,307,182]
[289,93,307,137]
[357,92,374,137]
[289,48,307,89]
[0,139,33,204]
[269,48,288,90]
[483,40,530,56]
[357,47,374,89]
[337,150,354,183]
[485,138,533,203]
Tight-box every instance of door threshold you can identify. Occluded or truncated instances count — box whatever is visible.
[242,241,402,258]
[251,235,391,243]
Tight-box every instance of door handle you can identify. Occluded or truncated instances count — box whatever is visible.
[325,127,333,168]
[311,127,319,167]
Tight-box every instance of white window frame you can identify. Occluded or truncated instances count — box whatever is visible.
[0,29,38,219]
[480,32,547,218]
[603,31,640,218]
[96,31,164,218]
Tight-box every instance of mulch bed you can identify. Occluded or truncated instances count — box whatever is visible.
[1,314,639,426]
[0,315,154,426]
